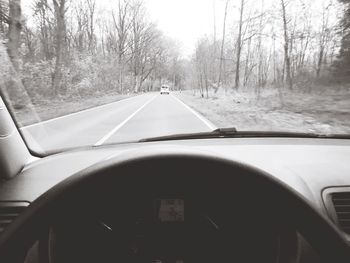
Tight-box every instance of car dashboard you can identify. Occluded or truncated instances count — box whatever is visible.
[0,137,350,263]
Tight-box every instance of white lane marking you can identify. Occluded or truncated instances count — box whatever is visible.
[170,94,217,130]
[94,95,158,146]
[21,95,145,130]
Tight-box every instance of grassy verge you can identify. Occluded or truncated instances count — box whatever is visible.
[176,87,350,134]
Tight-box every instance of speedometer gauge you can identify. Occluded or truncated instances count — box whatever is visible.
[155,199,184,222]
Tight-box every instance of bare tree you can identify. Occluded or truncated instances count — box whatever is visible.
[22,25,36,60]
[86,0,95,52]
[217,0,229,90]
[7,0,22,70]
[280,0,293,89]
[243,36,255,87]
[33,0,54,60]
[72,1,87,52]
[129,1,164,92]
[52,0,67,92]
[112,0,131,93]
[234,0,245,89]
[316,0,334,78]
[130,0,143,91]
[194,37,212,98]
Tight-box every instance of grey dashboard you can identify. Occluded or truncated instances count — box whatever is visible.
[1,137,350,227]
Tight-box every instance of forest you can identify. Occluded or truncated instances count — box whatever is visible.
[0,0,350,131]
[189,0,350,96]
[1,0,185,106]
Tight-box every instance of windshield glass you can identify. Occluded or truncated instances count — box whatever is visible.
[0,0,350,154]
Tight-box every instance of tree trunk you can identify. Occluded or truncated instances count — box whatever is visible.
[243,37,251,87]
[52,0,66,93]
[87,0,95,52]
[272,33,277,83]
[119,64,124,93]
[234,0,244,89]
[280,0,293,90]
[316,46,324,78]
[0,1,6,34]
[7,0,21,71]
[217,0,229,91]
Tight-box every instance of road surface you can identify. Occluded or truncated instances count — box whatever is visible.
[21,93,216,152]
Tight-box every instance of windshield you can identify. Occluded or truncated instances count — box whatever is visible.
[0,0,350,154]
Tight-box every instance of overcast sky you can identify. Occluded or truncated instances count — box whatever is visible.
[146,0,222,56]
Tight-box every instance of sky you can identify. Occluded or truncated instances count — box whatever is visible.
[146,0,221,56]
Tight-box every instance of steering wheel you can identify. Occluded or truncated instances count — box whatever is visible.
[0,148,349,262]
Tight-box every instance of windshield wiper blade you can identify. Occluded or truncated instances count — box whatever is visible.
[212,127,238,134]
[139,127,237,142]
[139,128,237,142]
[139,128,350,142]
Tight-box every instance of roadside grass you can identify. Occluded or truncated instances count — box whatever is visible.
[176,86,350,134]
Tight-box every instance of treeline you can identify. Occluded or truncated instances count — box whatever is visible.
[189,0,349,98]
[0,0,185,103]
[2,0,350,103]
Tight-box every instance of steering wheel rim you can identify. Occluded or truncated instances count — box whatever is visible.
[0,147,349,262]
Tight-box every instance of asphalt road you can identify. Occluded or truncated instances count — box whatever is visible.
[21,93,216,152]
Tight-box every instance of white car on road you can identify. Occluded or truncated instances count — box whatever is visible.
[160,85,170,95]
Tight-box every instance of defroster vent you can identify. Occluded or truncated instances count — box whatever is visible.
[331,192,350,234]
[0,202,29,234]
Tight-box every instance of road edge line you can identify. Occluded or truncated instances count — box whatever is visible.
[94,95,158,146]
[21,94,144,130]
[170,94,217,130]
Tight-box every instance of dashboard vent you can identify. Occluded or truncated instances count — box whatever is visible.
[0,202,29,234]
[331,192,350,234]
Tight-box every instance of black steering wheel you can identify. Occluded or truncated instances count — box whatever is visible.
[0,148,349,262]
